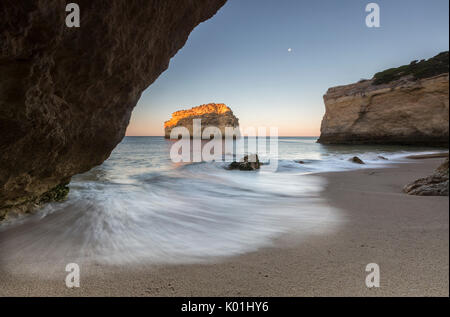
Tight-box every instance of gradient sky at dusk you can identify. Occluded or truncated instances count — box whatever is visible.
[126,0,449,136]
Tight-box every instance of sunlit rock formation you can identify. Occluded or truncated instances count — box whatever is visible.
[164,103,239,139]
[318,52,449,146]
[0,0,227,220]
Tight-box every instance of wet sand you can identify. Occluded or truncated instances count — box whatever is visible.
[0,158,448,296]
[406,152,449,159]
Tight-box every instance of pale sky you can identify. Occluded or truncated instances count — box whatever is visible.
[126,0,449,136]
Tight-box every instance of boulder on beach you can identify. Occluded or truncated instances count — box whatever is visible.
[403,159,449,196]
[229,154,261,171]
[350,156,365,164]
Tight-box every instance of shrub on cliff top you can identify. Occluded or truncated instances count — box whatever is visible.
[373,51,449,85]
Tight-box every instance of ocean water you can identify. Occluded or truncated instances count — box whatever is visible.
[0,137,445,273]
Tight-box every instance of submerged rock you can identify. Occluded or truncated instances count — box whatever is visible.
[378,156,388,160]
[0,0,227,218]
[229,154,261,171]
[403,159,449,196]
[350,156,365,164]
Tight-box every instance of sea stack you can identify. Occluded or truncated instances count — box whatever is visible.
[318,52,449,146]
[164,103,240,139]
[403,158,449,196]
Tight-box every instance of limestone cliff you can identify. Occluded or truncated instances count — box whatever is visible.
[318,52,449,146]
[0,0,226,219]
[164,103,239,139]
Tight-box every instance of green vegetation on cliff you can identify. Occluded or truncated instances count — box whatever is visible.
[373,51,449,85]
[38,183,70,204]
[0,183,70,221]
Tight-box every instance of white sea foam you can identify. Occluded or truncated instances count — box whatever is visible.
[0,137,445,275]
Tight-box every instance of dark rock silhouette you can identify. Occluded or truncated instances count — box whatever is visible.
[0,0,227,219]
[350,156,365,164]
[229,155,261,171]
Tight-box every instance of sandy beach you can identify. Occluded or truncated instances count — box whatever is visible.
[0,157,448,297]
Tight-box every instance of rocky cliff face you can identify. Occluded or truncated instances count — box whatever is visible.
[318,53,449,146]
[164,103,239,139]
[0,0,226,219]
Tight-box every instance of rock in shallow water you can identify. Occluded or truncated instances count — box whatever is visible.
[164,103,239,139]
[0,0,227,218]
[229,154,261,171]
[403,159,449,196]
[350,156,365,164]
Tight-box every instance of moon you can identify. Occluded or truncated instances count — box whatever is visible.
[288,48,292,52]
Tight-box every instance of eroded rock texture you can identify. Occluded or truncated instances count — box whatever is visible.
[318,52,449,146]
[404,159,449,196]
[164,103,239,139]
[0,0,226,218]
